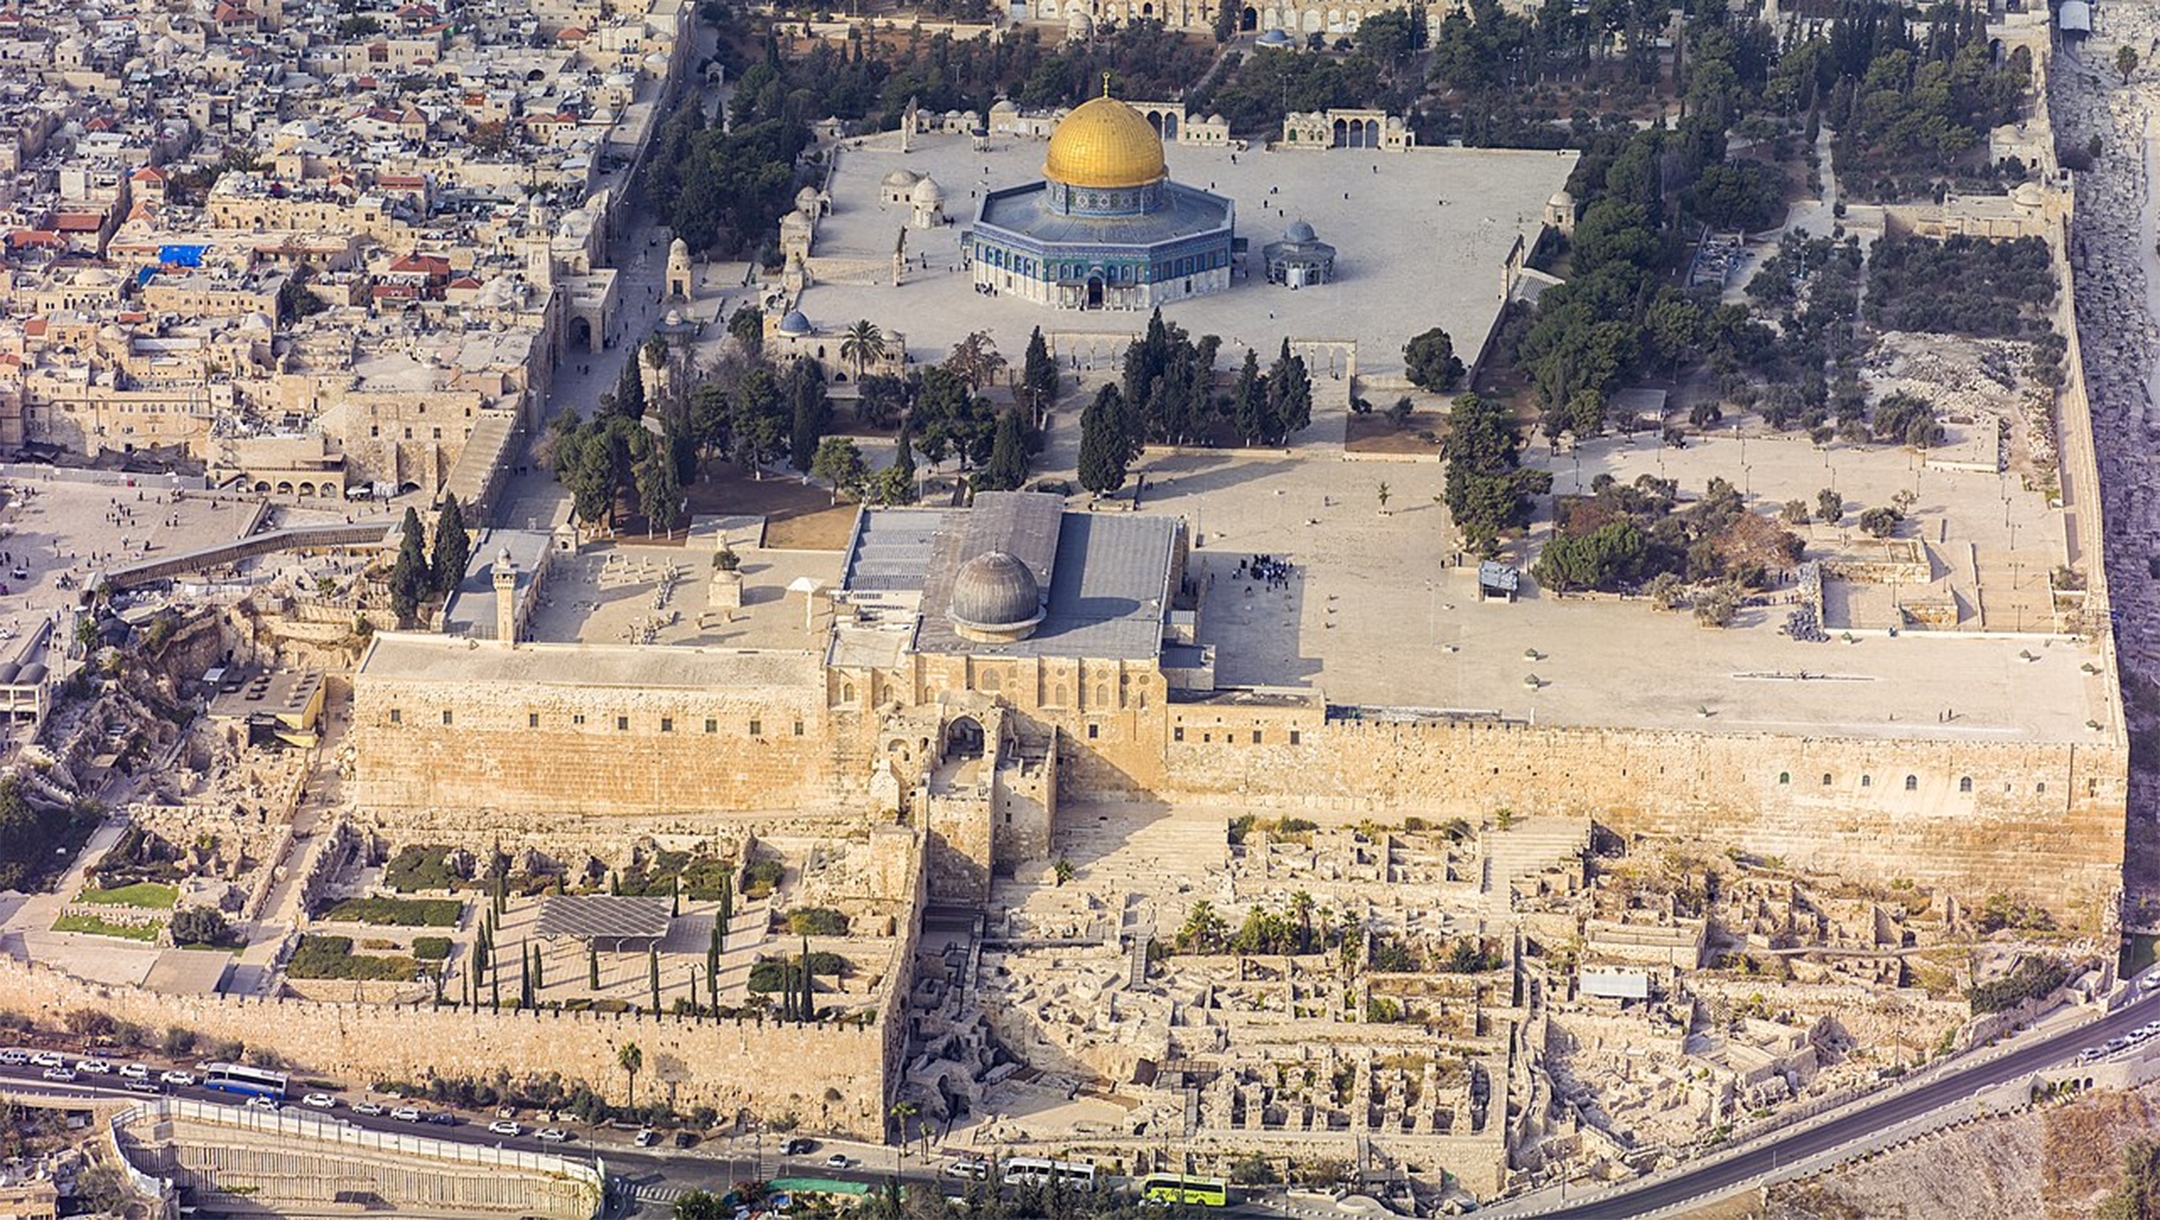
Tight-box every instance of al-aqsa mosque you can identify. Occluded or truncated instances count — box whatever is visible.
[969,87,1236,310]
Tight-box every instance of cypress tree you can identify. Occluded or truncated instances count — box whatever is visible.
[648,945,661,1015]
[892,417,917,499]
[520,944,532,1009]
[1078,385,1130,497]
[977,410,1028,493]
[800,935,814,1023]
[616,355,646,419]
[688,969,699,1015]
[609,870,621,897]
[706,919,721,987]
[429,494,470,597]
[389,506,429,623]
[588,944,600,991]
[671,876,680,918]
[1234,348,1270,445]
[533,944,545,991]
[1020,326,1058,424]
[718,875,733,941]
[490,970,500,1011]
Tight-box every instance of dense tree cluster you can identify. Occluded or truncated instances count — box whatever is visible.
[644,101,814,260]
[0,778,88,892]
[1442,393,1551,555]
[1192,48,1393,133]
[1863,234,2057,339]
[1818,3,2030,199]
[1530,473,1801,595]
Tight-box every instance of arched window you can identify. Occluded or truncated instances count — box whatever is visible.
[1777,772,1790,785]
[1821,773,1832,786]
[841,683,856,704]
[1905,775,1919,791]
[1958,776,1973,793]
[1861,775,1872,788]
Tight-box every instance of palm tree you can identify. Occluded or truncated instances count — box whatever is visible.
[618,1042,643,1108]
[841,319,888,384]
[888,1100,918,1175]
[1289,890,1315,954]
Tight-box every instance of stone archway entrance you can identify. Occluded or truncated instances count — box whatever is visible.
[1086,276,1104,308]
[568,316,593,352]
[945,717,985,760]
[1241,5,1257,28]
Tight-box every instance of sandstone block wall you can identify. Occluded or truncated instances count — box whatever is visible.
[0,956,890,1138]
[1158,712,2128,927]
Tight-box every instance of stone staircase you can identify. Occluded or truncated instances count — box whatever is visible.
[1480,815,1591,928]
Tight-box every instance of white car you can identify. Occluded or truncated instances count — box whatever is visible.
[40,1067,76,1082]
[244,1096,279,1112]
[118,1063,149,1080]
[74,1059,113,1075]
[352,1102,386,1116]
[159,1070,196,1086]
[489,1120,522,1137]
[0,1049,28,1065]
[825,1154,852,1170]
[536,1128,571,1143]
[302,1093,336,1109]
[391,1107,422,1123]
[28,1051,63,1068]
[634,1128,658,1147]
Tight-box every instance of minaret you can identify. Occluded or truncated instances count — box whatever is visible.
[493,548,518,645]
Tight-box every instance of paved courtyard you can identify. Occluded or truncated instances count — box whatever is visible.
[795,130,1576,379]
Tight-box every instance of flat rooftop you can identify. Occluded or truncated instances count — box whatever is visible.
[357,634,824,691]
[801,131,1575,377]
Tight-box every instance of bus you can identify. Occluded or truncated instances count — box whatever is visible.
[201,1063,288,1100]
[1138,1174,1228,1208]
[1000,1157,1097,1192]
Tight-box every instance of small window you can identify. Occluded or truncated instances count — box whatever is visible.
[1958,776,1972,793]
[617,715,629,731]
[1860,775,1872,788]
[1289,730,1301,745]
[660,717,673,733]
[1087,723,1100,740]
[2037,782,2046,794]
[1821,773,1832,786]
[389,708,402,724]
[1252,730,1263,744]
[441,710,453,726]
[1777,772,1790,785]
[705,718,718,733]
[1173,726,1185,742]
[528,712,540,728]
[572,713,586,726]
[750,719,762,736]
[1905,775,1918,791]
[1203,733,1212,744]
[793,721,804,737]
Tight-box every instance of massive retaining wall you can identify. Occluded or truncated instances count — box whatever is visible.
[0,955,890,1139]
[1157,709,2128,927]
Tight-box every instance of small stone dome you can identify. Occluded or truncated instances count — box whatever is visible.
[778,309,813,336]
[948,551,1044,641]
[1255,28,1295,46]
[882,168,921,188]
[1284,220,1317,243]
[1065,9,1094,37]
[668,235,689,258]
[911,175,944,205]
[795,185,822,211]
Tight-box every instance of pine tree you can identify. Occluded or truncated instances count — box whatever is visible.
[389,506,429,623]
[429,494,470,597]
[1078,385,1130,497]
[977,410,1028,493]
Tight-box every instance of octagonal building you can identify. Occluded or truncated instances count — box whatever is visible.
[969,92,1236,311]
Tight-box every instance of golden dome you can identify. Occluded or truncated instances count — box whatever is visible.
[1044,96,1166,190]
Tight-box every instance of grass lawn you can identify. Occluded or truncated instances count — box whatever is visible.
[53,912,161,942]
[77,881,178,909]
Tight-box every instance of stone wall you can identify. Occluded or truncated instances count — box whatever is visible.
[1156,707,2127,928]
[0,955,890,1138]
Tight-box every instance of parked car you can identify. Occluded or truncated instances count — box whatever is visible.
[391,1107,422,1123]
[40,1067,76,1082]
[425,1112,458,1126]
[352,1102,386,1116]
[118,1063,149,1080]
[159,1070,196,1086]
[244,1096,279,1112]
[536,1129,571,1144]
[74,1059,113,1075]
[122,1080,159,1096]
[633,1128,658,1147]
[0,1049,29,1065]
[673,1131,699,1149]
[943,1159,990,1180]
[825,1154,852,1170]
[784,1138,817,1156]
[489,1120,522,1137]
[302,1094,336,1109]
[28,1052,63,1068]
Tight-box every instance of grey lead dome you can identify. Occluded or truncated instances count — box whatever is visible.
[948,550,1044,639]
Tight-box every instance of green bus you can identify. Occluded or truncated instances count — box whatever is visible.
[1138,1173,1228,1207]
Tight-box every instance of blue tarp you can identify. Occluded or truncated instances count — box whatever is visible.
[157,243,207,267]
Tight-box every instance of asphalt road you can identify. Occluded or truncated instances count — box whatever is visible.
[1521,985,2160,1218]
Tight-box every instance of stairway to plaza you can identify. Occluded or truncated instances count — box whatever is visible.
[1480,816,1591,930]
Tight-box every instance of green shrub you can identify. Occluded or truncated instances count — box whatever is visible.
[1969,957,2072,1015]
[746,953,850,993]
[381,845,467,892]
[77,881,178,909]
[286,934,421,982]
[741,859,785,899]
[322,896,463,927]
[411,937,452,961]
[784,907,849,936]
[52,913,159,942]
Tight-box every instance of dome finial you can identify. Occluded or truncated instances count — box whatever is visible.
[1102,71,1111,98]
